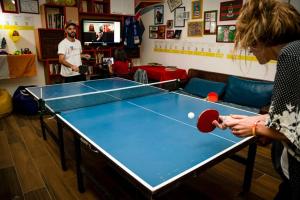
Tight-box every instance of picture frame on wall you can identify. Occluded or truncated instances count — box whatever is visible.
[19,0,39,14]
[204,10,217,35]
[157,25,166,39]
[191,0,202,19]
[166,30,175,39]
[174,30,182,39]
[149,26,159,39]
[0,0,19,13]
[220,0,243,21]
[154,5,164,25]
[187,21,203,37]
[174,7,185,27]
[166,20,173,29]
[167,0,182,12]
[216,25,236,43]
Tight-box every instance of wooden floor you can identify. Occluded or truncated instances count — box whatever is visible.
[0,113,281,200]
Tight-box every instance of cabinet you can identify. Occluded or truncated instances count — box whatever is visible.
[35,28,65,60]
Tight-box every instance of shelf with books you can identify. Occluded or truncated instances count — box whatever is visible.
[40,4,65,29]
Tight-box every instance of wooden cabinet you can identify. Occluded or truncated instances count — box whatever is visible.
[35,28,65,60]
[43,59,63,84]
[40,4,79,29]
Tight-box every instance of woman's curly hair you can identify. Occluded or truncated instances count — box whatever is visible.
[234,0,300,51]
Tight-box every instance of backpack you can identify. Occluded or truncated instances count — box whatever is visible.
[13,86,38,115]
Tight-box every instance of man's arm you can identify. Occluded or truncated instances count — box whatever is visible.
[58,54,79,72]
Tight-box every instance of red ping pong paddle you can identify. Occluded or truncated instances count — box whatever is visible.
[197,109,219,133]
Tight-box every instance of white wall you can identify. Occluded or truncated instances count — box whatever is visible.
[139,0,281,81]
[0,1,46,94]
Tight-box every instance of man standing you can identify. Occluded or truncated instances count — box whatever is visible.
[58,21,90,82]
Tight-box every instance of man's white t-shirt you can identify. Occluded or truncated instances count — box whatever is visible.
[57,38,82,77]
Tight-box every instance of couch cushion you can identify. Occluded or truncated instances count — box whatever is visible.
[223,76,273,108]
[183,78,226,98]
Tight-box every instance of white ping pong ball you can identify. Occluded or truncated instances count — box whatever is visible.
[188,112,195,119]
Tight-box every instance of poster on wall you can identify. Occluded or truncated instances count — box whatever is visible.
[154,5,164,25]
[216,25,236,43]
[204,10,217,35]
[191,0,202,19]
[187,21,203,37]
[167,0,182,12]
[19,0,39,14]
[220,0,243,21]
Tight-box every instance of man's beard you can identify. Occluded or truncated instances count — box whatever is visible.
[68,32,76,38]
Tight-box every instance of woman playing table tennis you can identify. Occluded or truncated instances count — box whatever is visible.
[213,0,300,199]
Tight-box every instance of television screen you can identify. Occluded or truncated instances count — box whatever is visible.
[82,20,121,45]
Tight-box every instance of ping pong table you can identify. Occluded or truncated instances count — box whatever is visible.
[26,77,141,171]
[27,77,257,199]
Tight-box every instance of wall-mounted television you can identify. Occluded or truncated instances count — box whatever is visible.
[82,19,121,46]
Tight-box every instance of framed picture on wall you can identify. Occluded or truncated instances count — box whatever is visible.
[166,20,173,29]
[166,30,175,39]
[216,25,236,43]
[149,26,159,39]
[187,21,203,37]
[174,7,185,27]
[157,25,166,39]
[191,0,202,19]
[154,5,164,25]
[174,30,182,39]
[167,0,182,12]
[204,10,217,35]
[0,0,19,13]
[19,0,39,14]
[220,0,243,21]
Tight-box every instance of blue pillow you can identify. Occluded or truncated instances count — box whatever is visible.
[223,76,273,108]
[183,78,226,98]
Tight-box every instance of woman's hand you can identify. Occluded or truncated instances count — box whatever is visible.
[213,114,267,138]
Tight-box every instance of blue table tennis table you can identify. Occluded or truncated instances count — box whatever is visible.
[27,77,257,199]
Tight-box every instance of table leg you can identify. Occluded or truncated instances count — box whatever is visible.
[74,133,85,193]
[242,142,257,193]
[57,119,67,171]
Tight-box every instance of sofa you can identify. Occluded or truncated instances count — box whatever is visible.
[177,69,274,114]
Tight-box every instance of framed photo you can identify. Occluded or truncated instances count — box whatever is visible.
[19,0,39,14]
[154,5,164,25]
[220,0,243,21]
[204,10,217,35]
[216,25,236,43]
[149,26,158,39]
[191,0,202,19]
[167,0,182,12]
[174,7,185,27]
[187,21,203,37]
[1,0,19,13]
[166,30,175,39]
[166,20,173,29]
[174,30,182,39]
[157,25,166,39]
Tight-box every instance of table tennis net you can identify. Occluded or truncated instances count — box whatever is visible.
[45,80,178,112]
